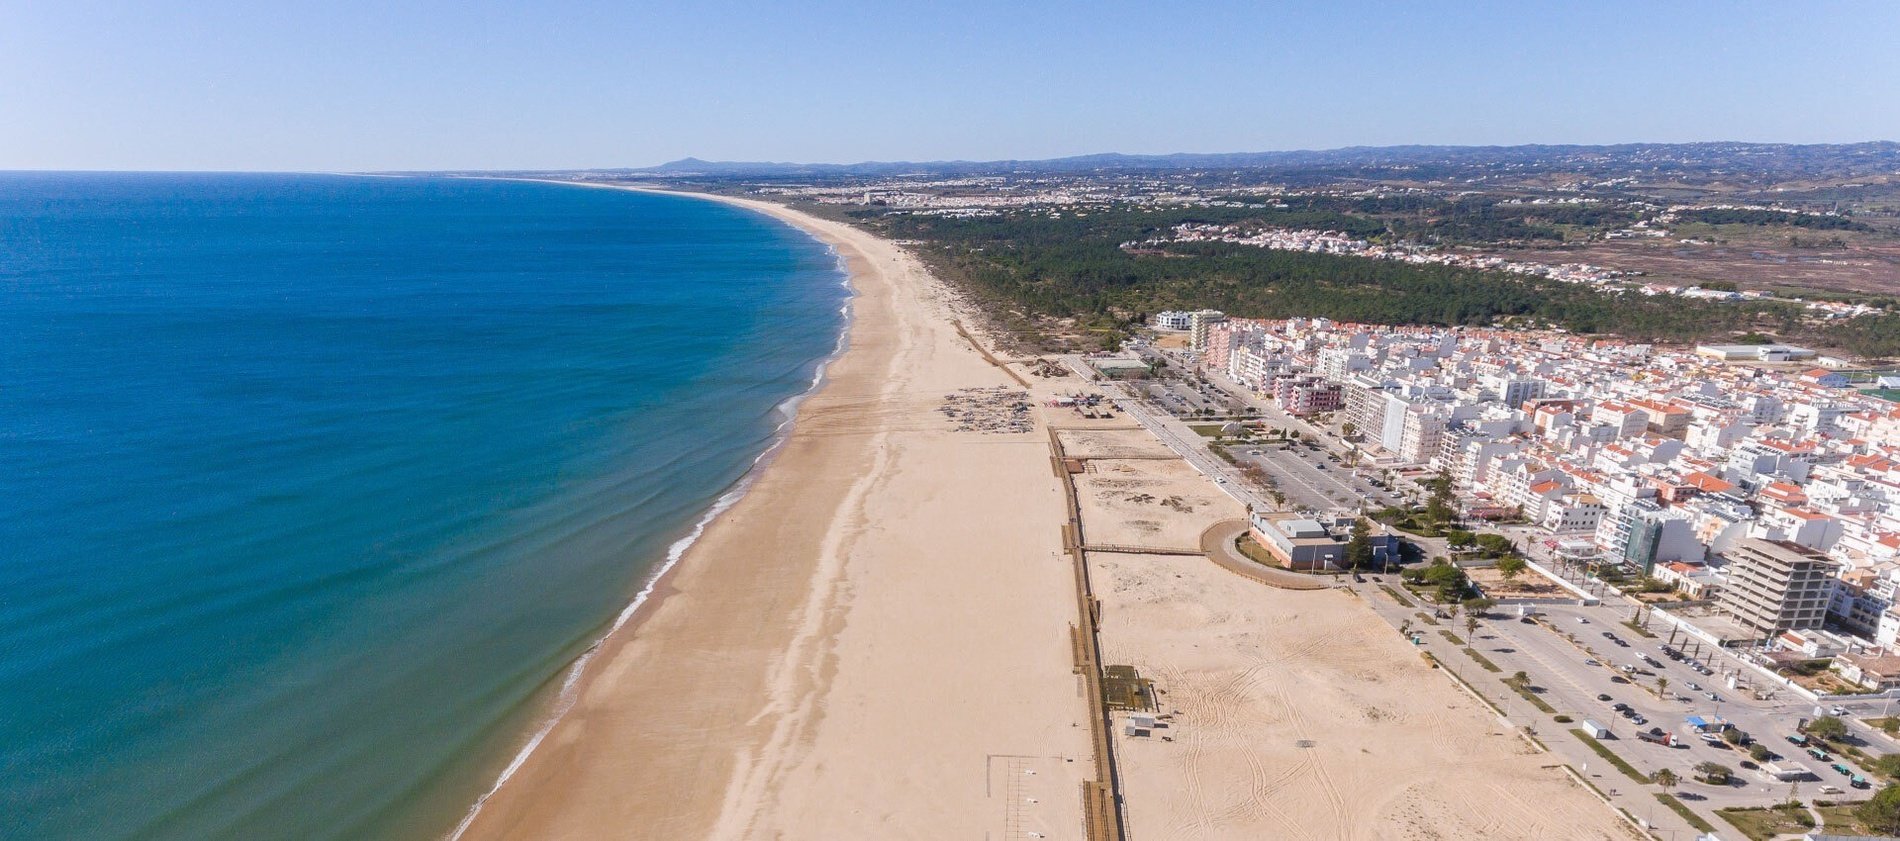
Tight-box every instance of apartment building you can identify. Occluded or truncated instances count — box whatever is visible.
[1715,539,1837,640]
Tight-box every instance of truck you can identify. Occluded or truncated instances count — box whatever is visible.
[1581,720,1613,739]
[1636,728,1676,747]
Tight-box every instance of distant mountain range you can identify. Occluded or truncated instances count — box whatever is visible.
[602,142,1900,179]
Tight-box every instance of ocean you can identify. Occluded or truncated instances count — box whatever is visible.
[0,173,848,840]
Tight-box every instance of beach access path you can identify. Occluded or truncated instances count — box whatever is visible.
[457,192,1094,840]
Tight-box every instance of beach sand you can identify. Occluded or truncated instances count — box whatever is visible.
[1064,429,1632,841]
[458,194,1093,840]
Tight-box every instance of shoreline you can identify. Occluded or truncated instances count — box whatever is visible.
[455,184,1092,840]
[442,184,862,840]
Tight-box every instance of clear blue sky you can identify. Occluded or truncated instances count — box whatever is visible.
[3,0,1896,171]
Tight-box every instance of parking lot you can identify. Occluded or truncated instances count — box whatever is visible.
[1355,582,1885,827]
[1142,378,1241,418]
[1229,443,1407,512]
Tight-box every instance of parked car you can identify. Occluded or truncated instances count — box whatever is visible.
[1576,617,1589,624]
[1832,763,1853,776]
[1686,682,1701,692]
[1597,694,1613,702]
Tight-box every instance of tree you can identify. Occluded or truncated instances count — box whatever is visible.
[1749,743,1772,763]
[1463,596,1496,616]
[1722,728,1746,746]
[1869,753,1900,779]
[1859,784,1900,834]
[1693,762,1732,785]
[1652,767,1678,793]
[1425,469,1456,524]
[1465,615,1480,640]
[1447,529,1477,548]
[1808,716,1849,742]
[1496,555,1528,581]
[1345,519,1375,571]
[1656,676,1668,697]
[1342,421,1357,439]
[1506,670,1531,691]
[1474,533,1515,556]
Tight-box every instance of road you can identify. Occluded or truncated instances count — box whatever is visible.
[1063,355,1267,513]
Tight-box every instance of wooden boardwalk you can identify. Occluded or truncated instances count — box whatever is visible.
[1046,427,1128,841]
[1082,543,1204,557]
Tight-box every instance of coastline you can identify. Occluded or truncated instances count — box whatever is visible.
[440,186,856,841]
[456,187,1093,839]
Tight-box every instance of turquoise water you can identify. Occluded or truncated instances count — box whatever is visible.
[0,174,848,840]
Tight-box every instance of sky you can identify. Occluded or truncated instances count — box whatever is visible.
[3,0,1897,171]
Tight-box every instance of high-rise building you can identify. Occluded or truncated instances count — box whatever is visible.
[1188,310,1226,350]
[1715,539,1836,640]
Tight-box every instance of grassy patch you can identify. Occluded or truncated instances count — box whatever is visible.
[1233,536,1280,568]
[1817,802,1872,833]
[1816,735,1877,767]
[1439,630,1465,645]
[1512,683,1558,713]
[1569,729,1647,783]
[1716,804,1816,841]
[1656,793,1716,833]
[1861,716,1900,735]
[1378,584,1413,606]
[1413,611,1439,626]
[1188,424,1224,437]
[1621,620,1657,639]
[1462,647,1503,673]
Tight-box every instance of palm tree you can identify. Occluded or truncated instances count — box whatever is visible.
[1657,676,1668,697]
[1653,768,1678,794]
[1465,615,1479,640]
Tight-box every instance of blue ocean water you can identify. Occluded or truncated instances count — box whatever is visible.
[0,174,848,840]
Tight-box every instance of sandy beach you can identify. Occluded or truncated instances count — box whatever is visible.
[458,192,1094,840]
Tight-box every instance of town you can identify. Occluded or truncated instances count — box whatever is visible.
[1061,309,1900,837]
